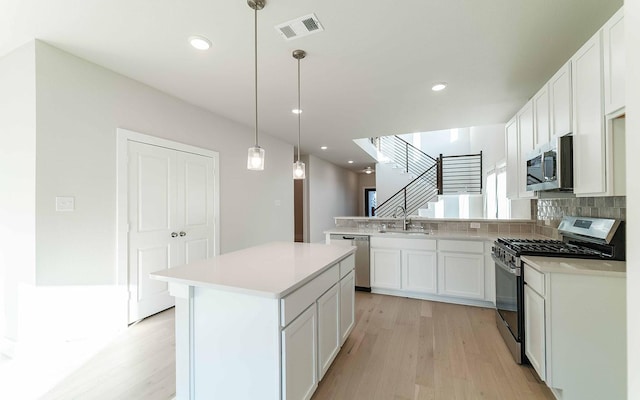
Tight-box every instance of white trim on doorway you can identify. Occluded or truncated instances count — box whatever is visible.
[115,128,220,323]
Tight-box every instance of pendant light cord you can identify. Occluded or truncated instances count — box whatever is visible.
[254,7,259,147]
[297,57,301,162]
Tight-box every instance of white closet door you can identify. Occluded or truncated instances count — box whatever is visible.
[175,150,216,265]
[128,141,178,322]
[128,141,216,322]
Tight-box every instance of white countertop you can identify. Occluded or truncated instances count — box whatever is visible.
[325,228,543,242]
[150,242,356,299]
[522,255,626,277]
[333,216,535,222]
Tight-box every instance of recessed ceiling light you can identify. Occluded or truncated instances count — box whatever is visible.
[292,108,302,114]
[348,160,354,164]
[320,146,328,150]
[189,35,212,50]
[431,82,447,92]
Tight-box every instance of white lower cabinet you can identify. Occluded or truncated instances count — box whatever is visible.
[370,237,489,306]
[524,264,546,381]
[282,305,318,400]
[524,284,546,381]
[339,270,355,345]
[522,261,626,400]
[402,250,437,294]
[371,247,402,289]
[317,284,340,380]
[437,252,484,300]
[280,253,355,400]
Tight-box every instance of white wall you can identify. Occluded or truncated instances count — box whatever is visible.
[469,124,506,173]
[0,42,37,347]
[375,163,414,204]
[34,41,294,285]
[307,155,358,242]
[3,40,295,348]
[377,125,504,206]
[626,0,639,397]
[400,128,472,158]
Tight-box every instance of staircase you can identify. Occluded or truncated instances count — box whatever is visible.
[372,135,482,217]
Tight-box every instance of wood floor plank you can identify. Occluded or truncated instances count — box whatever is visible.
[314,293,554,400]
[41,292,554,400]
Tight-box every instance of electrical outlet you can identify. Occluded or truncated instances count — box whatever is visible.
[56,196,75,212]
[470,222,481,229]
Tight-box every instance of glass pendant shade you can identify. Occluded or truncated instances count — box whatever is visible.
[293,160,306,179]
[246,0,266,171]
[247,146,265,170]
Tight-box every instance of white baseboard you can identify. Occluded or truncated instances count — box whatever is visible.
[371,288,495,308]
[18,284,129,344]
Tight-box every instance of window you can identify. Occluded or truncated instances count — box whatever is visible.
[486,163,509,219]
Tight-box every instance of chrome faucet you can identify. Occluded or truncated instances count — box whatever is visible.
[393,205,410,231]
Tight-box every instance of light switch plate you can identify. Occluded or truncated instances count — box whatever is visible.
[56,196,75,212]
[470,222,481,229]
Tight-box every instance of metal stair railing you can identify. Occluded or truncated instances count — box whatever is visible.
[374,136,438,178]
[372,135,439,217]
[438,152,483,194]
[374,164,439,217]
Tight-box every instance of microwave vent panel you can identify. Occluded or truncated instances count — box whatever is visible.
[275,13,324,40]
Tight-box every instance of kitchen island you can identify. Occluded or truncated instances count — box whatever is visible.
[151,241,356,400]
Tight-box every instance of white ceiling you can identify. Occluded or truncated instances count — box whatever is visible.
[0,0,623,171]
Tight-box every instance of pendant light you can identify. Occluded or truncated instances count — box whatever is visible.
[247,0,266,171]
[292,49,306,179]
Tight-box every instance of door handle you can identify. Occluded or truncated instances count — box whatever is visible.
[179,231,186,237]
[171,232,178,238]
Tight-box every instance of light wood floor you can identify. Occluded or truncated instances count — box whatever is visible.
[41,292,554,400]
[41,309,176,400]
[312,292,554,400]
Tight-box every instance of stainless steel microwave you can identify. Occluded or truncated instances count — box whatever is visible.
[526,135,574,192]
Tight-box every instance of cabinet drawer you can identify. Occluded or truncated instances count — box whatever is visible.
[438,240,484,253]
[370,237,436,251]
[524,264,545,296]
[281,264,339,327]
[339,254,355,279]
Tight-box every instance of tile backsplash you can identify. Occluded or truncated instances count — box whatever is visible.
[335,217,535,236]
[534,196,626,238]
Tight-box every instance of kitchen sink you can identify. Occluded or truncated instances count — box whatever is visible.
[378,230,431,236]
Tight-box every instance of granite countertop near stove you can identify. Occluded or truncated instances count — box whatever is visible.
[324,227,545,242]
[521,255,626,277]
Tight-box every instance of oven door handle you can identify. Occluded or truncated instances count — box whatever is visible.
[492,254,521,276]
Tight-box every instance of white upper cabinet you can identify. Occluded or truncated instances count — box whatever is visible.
[603,8,625,115]
[533,85,551,147]
[517,101,535,199]
[505,117,519,199]
[504,6,624,198]
[549,61,572,138]
[572,31,606,196]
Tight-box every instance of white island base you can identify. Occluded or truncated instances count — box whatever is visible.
[151,242,357,400]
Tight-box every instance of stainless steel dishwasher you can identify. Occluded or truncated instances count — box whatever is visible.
[329,234,370,291]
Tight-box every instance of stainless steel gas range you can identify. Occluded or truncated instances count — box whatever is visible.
[491,216,625,364]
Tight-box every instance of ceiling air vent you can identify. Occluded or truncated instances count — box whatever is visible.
[275,13,324,41]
